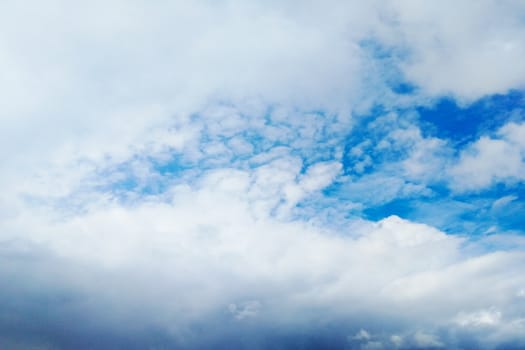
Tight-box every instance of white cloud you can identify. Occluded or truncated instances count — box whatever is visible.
[2,169,525,347]
[1,1,525,348]
[450,122,525,191]
[412,331,444,348]
[382,0,525,101]
[390,334,403,347]
[455,309,502,327]
[352,329,371,341]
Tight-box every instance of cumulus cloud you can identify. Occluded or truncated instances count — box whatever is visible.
[381,0,525,100]
[2,174,525,347]
[1,0,525,349]
[450,121,525,191]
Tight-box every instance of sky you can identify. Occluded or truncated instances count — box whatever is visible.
[1,1,525,349]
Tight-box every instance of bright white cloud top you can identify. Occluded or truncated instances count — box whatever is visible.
[1,1,525,349]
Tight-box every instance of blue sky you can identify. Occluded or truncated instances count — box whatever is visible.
[344,91,525,234]
[1,1,525,349]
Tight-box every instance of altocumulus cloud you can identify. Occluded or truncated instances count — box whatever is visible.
[1,1,525,349]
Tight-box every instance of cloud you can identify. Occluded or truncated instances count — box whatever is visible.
[1,1,525,349]
[2,173,525,347]
[492,195,519,211]
[352,329,372,341]
[412,331,444,348]
[381,0,525,101]
[455,309,502,327]
[450,121,525,191]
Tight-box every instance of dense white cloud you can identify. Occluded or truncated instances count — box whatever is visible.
[450,121,525,191]
[381,0,525,101]
[2,165,525,347]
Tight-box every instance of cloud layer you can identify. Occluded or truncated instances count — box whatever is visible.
[1,1,525,349]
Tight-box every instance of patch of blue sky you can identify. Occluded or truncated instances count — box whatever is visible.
[390,82,417,95]
[417,90,525,147]
[153,154,195,176]
[336,90,525,236]
[357,180,525,236]
[458,183,525,230]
